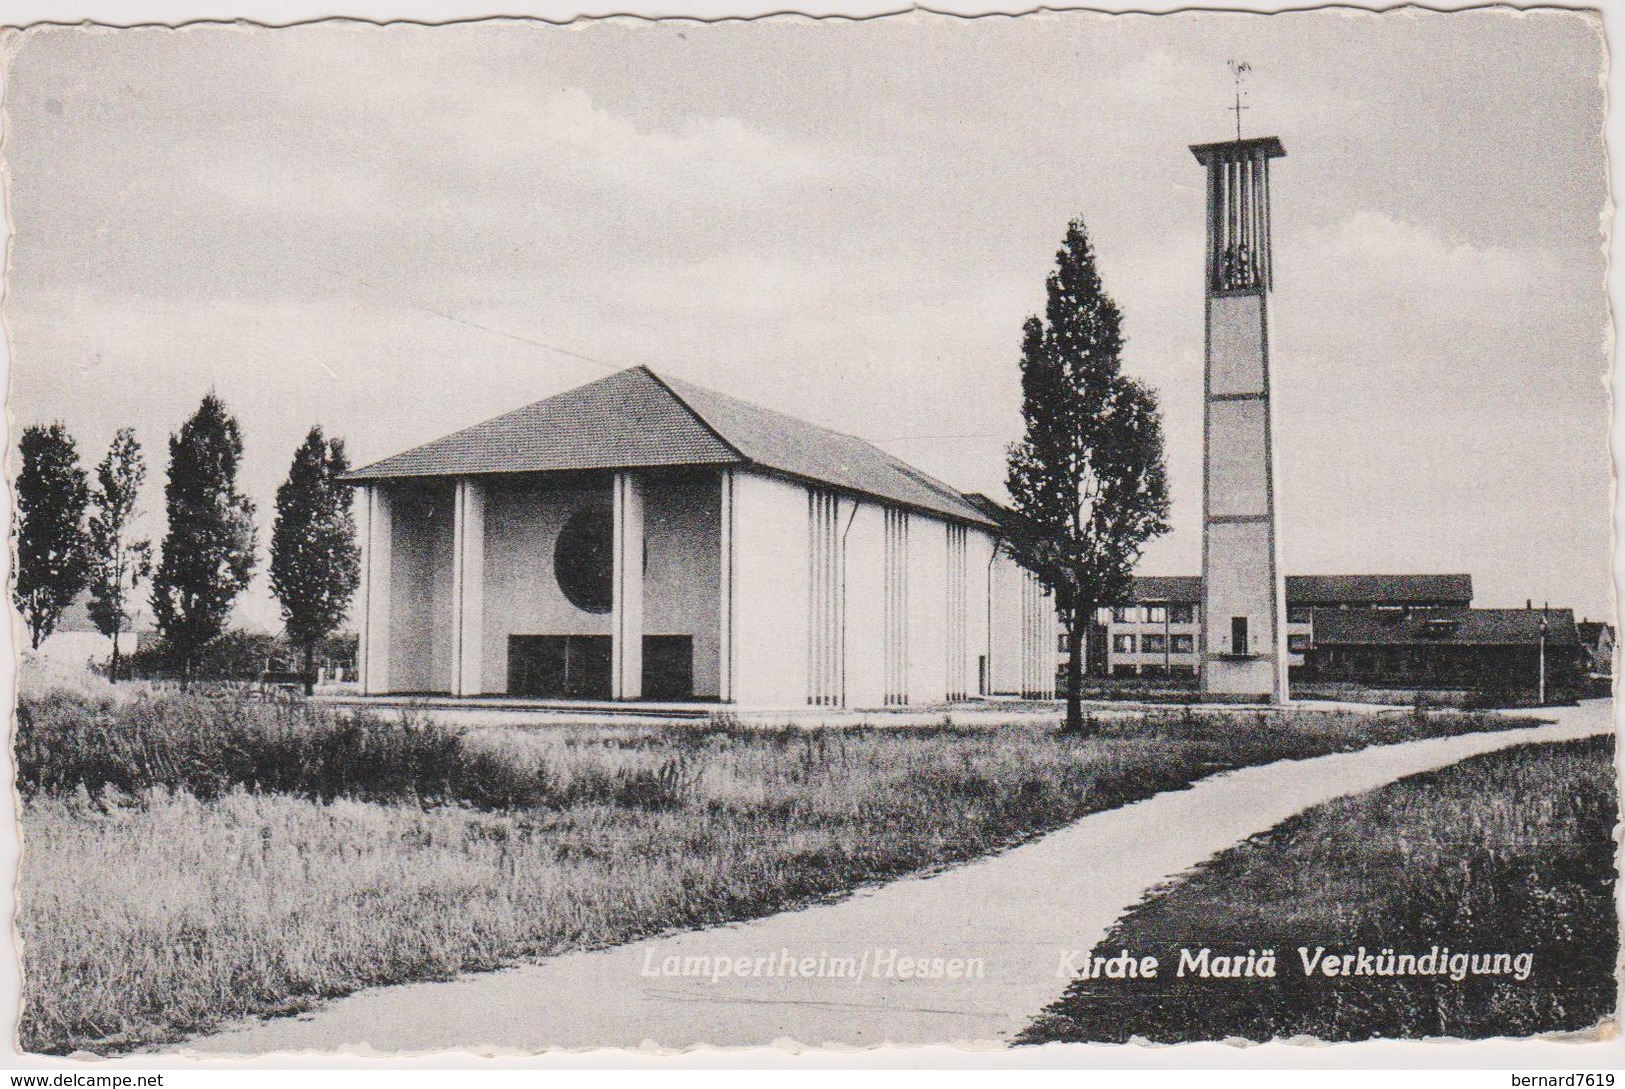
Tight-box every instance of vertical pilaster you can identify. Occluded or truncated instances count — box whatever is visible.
[449,478,485,697]
[359,485,393,695]
[612,472,645,700]
[718,470,735,703]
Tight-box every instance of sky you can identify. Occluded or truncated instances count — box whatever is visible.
[1,8,1612,631]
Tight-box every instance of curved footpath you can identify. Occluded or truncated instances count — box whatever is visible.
[180,701,1613,1056]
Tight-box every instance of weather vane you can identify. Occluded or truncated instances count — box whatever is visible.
[1228,59,1252,142]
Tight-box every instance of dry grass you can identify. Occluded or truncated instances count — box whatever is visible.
[1018,734,1618,1044]
[17,689,1527,1054]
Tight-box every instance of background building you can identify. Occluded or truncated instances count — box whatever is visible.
[1302,607,1583,696]
[1088,573,1474,678]
[30,592,155,674]
[1576,620,1614,677]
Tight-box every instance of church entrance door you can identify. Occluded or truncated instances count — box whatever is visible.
[508,635,612,699]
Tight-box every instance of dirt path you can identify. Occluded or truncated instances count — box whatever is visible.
[179,701,1613,1056]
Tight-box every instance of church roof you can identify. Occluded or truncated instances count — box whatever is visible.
[346,366,996,527]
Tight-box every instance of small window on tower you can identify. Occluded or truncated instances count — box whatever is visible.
[1231,616,1250,655]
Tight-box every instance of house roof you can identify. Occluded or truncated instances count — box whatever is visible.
[1311,607,1581,647]
[1286,573,1473,606]
[1577,620,1614,645]
[346,366,995,527]
[1127,576,1204,604]
[52,591,153,635]
[1120,573,1473,607]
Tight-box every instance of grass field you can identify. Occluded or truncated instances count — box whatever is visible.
[1018,734,1618,1045]
[16,685,1531,1055]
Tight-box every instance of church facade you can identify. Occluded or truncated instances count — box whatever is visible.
[346,366,1057,708]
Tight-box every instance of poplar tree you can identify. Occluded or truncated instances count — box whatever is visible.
[151,394,258,686]
[270,426,360,694]
[13,423,90,649]
[86,428,152,682]
[1006,218,1172,734]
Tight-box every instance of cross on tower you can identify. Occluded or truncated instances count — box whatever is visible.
[1228,59,1252,142]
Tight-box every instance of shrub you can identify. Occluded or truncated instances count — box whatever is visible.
[14,689,549,809]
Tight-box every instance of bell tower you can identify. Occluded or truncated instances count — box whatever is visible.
[1190,132,1287,703]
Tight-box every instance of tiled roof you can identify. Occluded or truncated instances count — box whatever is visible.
[1127,576,1203,604]
[346,366,995,526]
[655,373,992,526]
[1286,574,1473,606]
[1119,573,1475,607]
[1311,607,1581,647]
[1576,621,1613,645]
[345,367,738,480]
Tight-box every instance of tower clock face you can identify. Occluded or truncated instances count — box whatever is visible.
[554,503,614,614]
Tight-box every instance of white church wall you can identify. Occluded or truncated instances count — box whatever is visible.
[480,478,614,694]
[986,547,1057,698]
[388,482,456,692]
[906,515,950,705]
[841,498,888,709]
[643,475,723,699]
[987,550,1026,695]
[1025,573,1059,699]
[730,470,810,707]
[965,529,995,696]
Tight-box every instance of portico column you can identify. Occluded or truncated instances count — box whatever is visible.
[449,478,485,697]
[718,469,736,703]
[612,472,645,700]
[359,485,393,695]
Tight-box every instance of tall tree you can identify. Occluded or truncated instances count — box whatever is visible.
[13,423,91,649]
[151,394,258,686]
[1006,218,1172,734]
[85,428,152,682]
[270,426,360,694]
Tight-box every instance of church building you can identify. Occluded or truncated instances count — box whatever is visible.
[345,366,1057,708]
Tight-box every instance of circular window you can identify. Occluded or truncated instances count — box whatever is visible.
[555,504,614,614]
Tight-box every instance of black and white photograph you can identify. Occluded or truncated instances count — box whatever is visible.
[0,0,1618,1072]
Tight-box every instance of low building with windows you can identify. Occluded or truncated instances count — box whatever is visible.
[1086,573,1475,678]
[1302,607,1583,695]
[346,366,1057,708]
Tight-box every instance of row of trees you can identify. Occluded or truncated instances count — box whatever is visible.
[18,216,1165,724]
[14,394,361,688]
